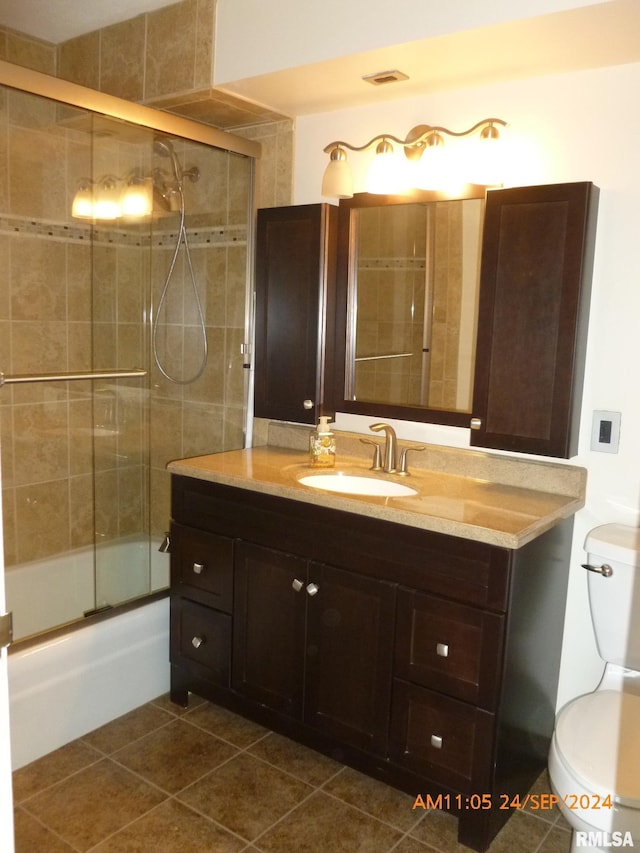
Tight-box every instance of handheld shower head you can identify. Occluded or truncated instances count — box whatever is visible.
[153,136,182,182]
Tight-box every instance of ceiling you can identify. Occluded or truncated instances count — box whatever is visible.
[1,0,639,123]
[216,1,640,117]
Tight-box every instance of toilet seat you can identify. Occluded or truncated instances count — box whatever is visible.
[555,690,640,808]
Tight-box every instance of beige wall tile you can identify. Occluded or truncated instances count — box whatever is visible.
[57,32,100,90]
[145,0,198,100]
[15,480,71,563]
[10,237,67,321]
[6,31,55,75]
[194,0,215,89]
[100,17,145,102]
[236,120,293,209]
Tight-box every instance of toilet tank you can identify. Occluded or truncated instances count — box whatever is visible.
[585,524,640,668]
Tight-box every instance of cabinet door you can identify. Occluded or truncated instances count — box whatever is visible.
[232,542,307,717]
[471,182,598,457]
[254,204,337,424]
[304,562,396,754]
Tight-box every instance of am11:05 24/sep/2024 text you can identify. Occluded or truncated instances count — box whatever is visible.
[411,792,614,812]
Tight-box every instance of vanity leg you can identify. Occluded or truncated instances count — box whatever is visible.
[169,665,190,708]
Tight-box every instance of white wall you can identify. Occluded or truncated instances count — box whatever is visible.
[293,62,640,708]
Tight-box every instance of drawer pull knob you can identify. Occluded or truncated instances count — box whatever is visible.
[306,583,319,596]
[436,642,449,658]
[191,635,205,649]
[430,734,443,749]
[292,578,304,592]
[192,562,205,574]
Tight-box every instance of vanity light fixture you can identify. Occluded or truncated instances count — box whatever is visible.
[321,117,507,198]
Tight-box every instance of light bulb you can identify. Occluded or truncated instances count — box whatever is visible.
[367,139,409,195]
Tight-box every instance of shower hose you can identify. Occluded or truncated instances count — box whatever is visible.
[151,182,208,385]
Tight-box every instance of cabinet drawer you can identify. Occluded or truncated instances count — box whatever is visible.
[389,680,494,792]
[395,588,504,709]
[171,522,233,611]
[170,597,231,686]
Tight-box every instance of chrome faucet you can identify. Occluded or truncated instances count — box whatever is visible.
[369,422,398,473]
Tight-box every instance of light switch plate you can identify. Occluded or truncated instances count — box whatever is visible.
[591,410,621,453]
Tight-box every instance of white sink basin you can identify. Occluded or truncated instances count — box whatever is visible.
[298,473,418,497]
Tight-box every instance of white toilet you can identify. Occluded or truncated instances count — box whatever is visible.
[549,524,640,853]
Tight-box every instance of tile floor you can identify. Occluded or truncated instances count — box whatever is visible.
[12,694,572,853]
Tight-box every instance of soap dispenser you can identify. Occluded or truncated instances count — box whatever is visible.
[309,416,335,468]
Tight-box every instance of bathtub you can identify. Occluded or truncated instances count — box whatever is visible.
[6,538,171,770]
[5,536,170,641]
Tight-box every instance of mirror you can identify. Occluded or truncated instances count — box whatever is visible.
[335,187,486,426]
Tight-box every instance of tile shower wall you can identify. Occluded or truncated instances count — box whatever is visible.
[0,81,253,568]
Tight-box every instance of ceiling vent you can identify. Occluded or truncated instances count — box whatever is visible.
[362,70,409,86]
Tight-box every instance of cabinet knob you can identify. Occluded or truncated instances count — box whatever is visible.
[470,417,482,430]
[303,399,314,410]
[292,578,304,592]
[306,582,319,596]
[192,562,205,574]
[191,635,205,649]
[436,642,449,658]
[430,734,443,749]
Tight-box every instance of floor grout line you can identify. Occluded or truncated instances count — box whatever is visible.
[13,695,572,853]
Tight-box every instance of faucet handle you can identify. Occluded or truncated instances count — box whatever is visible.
[360,438,382,470]
[397,445,426,476]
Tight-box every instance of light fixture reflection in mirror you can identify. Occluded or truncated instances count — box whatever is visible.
[322,118,506,198]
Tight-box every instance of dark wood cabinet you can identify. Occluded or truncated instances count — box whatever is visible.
[169,474,573,852]
[232,542,395,753]
[254,203,337,424]
[232,542,306,716]
[472,182,599,457]
[304,561,395,754]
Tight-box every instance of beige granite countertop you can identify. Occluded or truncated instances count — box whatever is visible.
[167,426,587,549]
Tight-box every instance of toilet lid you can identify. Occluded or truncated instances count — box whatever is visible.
[555,690,640,808]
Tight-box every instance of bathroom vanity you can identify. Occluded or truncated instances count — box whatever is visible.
[167,433,586,851]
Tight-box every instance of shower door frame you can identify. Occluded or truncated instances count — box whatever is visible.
[0,59,260,828]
